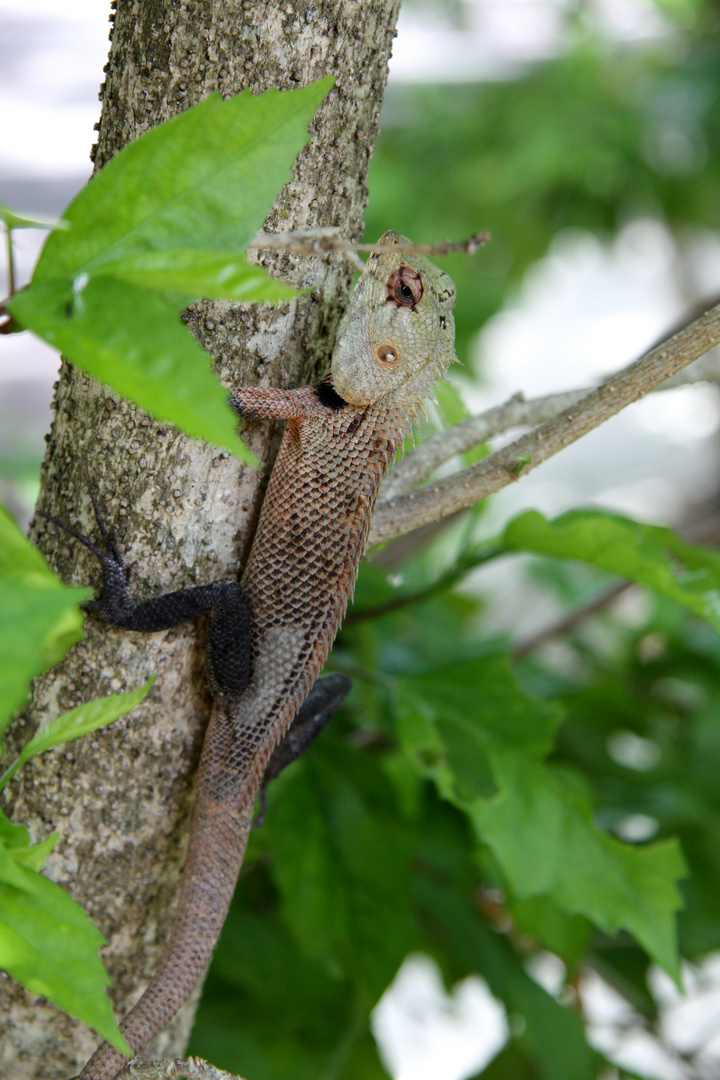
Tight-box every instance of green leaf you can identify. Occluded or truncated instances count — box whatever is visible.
[0,202,65,231]
[0,807,34,851]
[10,277,250,459]
[0,579,88,738]
[266,740,416,995]
[192,893,385,1080]
[473,753,686,981]
[503,509,720,631]
[0,503,58,583]
[0,677,155,792]
[9,79,334,457]
[0,506,90,736]
[0,843,130,1054]
[94,249,299,302]
[0,806,59,872]
[33,81,333,285]
[506,894,592,974]
[397,654,686,979]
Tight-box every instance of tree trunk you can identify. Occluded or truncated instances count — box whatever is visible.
[0,2,400,1076]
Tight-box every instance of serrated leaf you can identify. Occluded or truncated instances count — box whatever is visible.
[9,79,333,457]
[0,843,130,1054]
[503,509,720,631]
[33,81,333,285]
[0,677,155,792]
[473,753,686,980]
[10,277,250,458]
[396,654,686,979]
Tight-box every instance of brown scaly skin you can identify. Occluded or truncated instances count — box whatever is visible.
[64,231,457,1078]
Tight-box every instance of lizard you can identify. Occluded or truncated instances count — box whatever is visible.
[44,230,458,1080]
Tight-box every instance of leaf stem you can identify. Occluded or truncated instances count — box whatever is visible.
[5,224,15,297]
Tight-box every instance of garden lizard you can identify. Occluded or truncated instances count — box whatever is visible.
[49,231,457,1079]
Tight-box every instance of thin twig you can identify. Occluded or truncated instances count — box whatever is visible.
[382,389,588,498]
[346,542,504,624]
[124,1057,247,1080]
[512,581,631,660]
[248,227,490,259]
[369,301,720,547]
[383,349,720,499]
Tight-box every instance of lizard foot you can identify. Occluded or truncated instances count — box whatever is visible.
[37,487,134,621]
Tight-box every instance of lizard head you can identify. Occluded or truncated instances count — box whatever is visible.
[331,230,457,409]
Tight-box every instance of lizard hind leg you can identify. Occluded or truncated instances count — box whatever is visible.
[254,672,352,826]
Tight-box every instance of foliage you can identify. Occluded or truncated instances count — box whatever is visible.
[365,13,720,368]
[189,10,720,1079]
[7,79,334,458]
[503,509,720,632]
[190,501,720,1077]
[0,507,155,1051]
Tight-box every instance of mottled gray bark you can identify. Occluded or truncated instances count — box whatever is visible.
[0,2,400,1076]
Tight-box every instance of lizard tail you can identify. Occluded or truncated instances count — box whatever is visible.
[77,706,259,1080]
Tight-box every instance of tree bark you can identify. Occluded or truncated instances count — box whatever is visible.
[0,2,400,1076]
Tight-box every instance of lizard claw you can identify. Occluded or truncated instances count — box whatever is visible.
[37,489,133,618]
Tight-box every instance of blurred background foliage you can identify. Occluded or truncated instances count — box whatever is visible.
[188,2,720,1078]
[366,0,720,365]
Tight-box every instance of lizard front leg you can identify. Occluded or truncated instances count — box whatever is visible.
[229,379,345,421]
[40,492,253,703]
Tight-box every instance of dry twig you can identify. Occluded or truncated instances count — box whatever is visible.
[384,343,720,499]
[248,227,490,269]
[369,301,720,547]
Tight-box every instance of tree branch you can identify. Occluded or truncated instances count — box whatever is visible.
[382,389,588,498]
[369,301,720,547]
[383,340,720,500]
[511,581,631,660]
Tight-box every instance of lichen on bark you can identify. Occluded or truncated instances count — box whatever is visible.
[0,1,401,1076]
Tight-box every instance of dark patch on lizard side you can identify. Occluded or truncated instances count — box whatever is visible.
[314,380,348,411]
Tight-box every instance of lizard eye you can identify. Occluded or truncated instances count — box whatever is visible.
[386,266,423,309]
[375,344,398,364]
